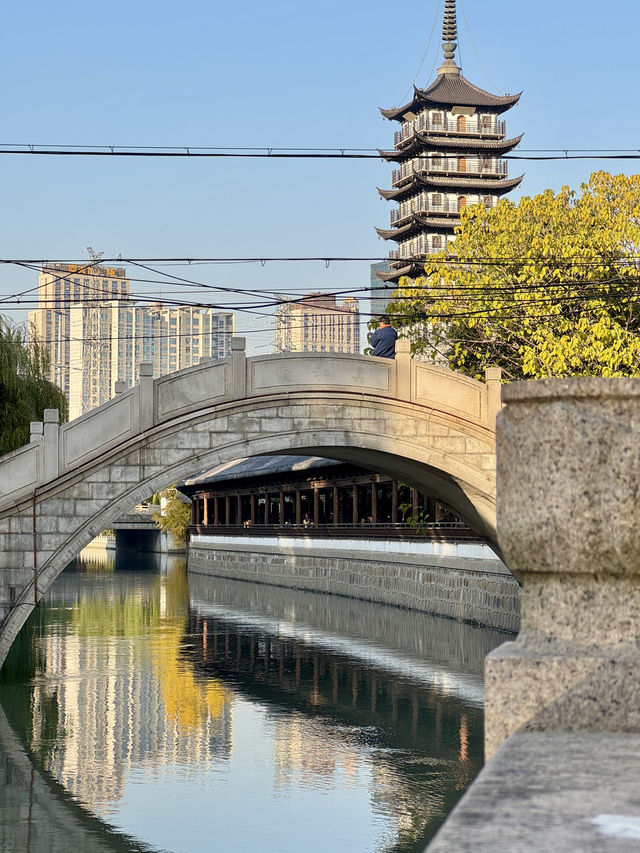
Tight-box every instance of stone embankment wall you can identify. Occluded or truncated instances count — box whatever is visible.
[187,535,520,632]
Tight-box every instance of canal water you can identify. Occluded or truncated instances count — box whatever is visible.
[0,550,508,853]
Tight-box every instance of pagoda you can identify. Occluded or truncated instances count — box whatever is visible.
[376,0,523,282]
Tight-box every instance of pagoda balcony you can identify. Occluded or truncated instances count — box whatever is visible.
[392,157,508,186]
[389,237,447,260]
[390,194,466,224]
[393,114,506,147]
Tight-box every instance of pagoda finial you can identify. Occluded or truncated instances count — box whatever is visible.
[439,0,461,75]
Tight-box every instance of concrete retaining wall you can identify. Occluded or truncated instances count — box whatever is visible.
[187,535,520,632]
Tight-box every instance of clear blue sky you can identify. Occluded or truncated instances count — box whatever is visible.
[2,0,639,352]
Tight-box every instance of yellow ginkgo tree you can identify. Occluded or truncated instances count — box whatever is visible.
[388,172,640,380]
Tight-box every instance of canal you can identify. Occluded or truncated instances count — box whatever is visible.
[0,550,508,853]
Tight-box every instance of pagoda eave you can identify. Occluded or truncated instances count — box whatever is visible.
[379,173,524,201]
[376,216,458,241]
[376,261,427,282]
[380,80,522,122]
[378,133,524,162]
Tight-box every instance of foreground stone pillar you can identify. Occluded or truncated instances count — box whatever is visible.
[486,378,640,759]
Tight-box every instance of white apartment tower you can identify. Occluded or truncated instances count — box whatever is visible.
[275,293,360,354]
[30,263,234,419]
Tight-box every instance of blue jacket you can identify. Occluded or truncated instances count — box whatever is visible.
[370,325,397,359]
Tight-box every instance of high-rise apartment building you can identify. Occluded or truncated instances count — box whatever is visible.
[28,263,129,401]
[151,305,234,377]
[30,263,234,419]
[275,293,360,354]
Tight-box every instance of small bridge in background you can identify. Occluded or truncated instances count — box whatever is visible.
[0,339,501,665]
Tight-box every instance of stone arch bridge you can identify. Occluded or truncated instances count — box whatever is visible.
[0,339,501,665]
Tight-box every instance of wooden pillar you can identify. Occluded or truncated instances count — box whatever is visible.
[250,493,256,524]
[279,490,285,526]
[313,487,319,525]
[203,495,209,526]
[213,495,219,526]
[264,491,269,524]
[391,481,399,525]
[237,494,242,525]
[225,495,231,525]
[371,482,378,524]
[295,490,301,525]
[333,486,339,526]
[352,484,359,524]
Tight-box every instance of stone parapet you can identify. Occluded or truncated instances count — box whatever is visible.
[485,378,640,758]
[428,732,640,851]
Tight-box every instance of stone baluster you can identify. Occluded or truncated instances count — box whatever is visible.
[138,363,154,431]
[231,337,247,399]
[395,339,411,399]
[485,378,640,759]
[484,366,502,430]
[43,409,60,481]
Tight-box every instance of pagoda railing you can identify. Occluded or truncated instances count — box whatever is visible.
[394,115,506,146]
[392,157,508,185]
[389,236,442,260]
[390,192,499,224]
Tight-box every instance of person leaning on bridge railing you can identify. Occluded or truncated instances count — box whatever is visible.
[369,315,398,359]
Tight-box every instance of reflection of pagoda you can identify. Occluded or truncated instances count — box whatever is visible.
[376,0,523,282]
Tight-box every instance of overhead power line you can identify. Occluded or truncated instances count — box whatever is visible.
[2,145,640,161]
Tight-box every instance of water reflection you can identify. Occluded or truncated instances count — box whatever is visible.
[0,552,509,853]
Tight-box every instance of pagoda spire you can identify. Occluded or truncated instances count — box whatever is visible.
[438,0,461,75]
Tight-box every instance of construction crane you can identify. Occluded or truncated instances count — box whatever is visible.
[86,246,104,263]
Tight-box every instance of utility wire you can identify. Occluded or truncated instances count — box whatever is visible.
[2,145,640,161]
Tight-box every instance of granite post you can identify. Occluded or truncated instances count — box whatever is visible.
[485,378,640,759]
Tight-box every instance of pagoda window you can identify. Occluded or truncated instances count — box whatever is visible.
[457,115,466,132]
[432,112,443,127]
[484,196,494,209]
[432,235,443,249]
[458,196,467,212]
[458,157,467,173]
[481,157,491,172]
[481,115,492,131]
[432,194,443,209]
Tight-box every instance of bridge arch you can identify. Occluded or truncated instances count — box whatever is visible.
[0,341,501,665]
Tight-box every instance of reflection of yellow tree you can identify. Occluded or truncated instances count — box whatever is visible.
[150,565,230,732]
[71,562,230,733]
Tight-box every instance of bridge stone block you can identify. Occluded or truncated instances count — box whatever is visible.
[174,431,215,450]
[91,481,131,500]
[109,466,143,483]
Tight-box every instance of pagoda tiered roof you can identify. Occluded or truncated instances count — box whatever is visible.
[379,133,523,161]
[378,173,524,202]
[376,263,425,282]
[376,216,458,241]
[380,77,521,122]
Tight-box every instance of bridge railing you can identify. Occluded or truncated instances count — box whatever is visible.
[0,339,501,510]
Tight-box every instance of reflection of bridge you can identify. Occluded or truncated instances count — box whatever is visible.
[0,341,501,665]
[0,701,157,853]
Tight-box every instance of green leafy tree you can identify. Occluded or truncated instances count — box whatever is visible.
[388,172,640,379]
[152,486,191,546]
[0,316,68,454]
